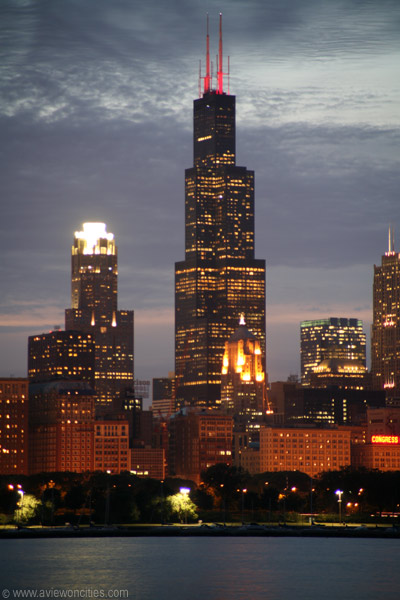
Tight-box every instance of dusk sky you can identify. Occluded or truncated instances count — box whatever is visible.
[1,0,399,388]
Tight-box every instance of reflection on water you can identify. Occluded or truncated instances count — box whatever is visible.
[1,537,400,600]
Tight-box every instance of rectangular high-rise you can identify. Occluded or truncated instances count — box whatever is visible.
[300,318,366,386]
[371,229,400,392]
[175,17,266,407]
[65,223,134,405]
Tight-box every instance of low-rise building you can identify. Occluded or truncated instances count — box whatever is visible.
[94,419,130,474]
[259,426,355,478]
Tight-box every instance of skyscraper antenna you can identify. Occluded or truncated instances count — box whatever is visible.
[204,13,211,93]
[217,13,223,94]
[198,60,202,98]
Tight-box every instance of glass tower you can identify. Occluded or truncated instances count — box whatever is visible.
[65,223,134,405]
[175,17,266,407]
[300,318,366,386]
[371,228,400,392]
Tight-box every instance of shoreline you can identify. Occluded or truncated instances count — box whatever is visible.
[1,524,400,539]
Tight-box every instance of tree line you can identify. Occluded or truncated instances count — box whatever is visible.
[1,465,400,526]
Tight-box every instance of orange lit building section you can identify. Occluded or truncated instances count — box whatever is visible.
[0,378,29,475]
[259,426,353,478]
[94,420,130,474]
[221,317,266,416]
[352,441,400,471]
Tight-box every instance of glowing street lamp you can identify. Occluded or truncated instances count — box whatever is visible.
[335,490,343,524]
[9,484,24,526]
[105,470,111,527]
[241,488,247,523]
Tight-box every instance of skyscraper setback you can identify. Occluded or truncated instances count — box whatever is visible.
[65,223,134,404]
[175,17,266,407]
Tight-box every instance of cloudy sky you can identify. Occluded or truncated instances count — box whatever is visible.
[1,0,399,386]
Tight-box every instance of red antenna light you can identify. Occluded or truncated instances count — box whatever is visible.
[217,13,223,94]
[199,14,229,96]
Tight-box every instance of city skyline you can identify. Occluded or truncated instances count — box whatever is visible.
[1,0,399,385]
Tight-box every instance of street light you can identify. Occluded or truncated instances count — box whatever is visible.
[335,490,343,524]
[220,484,226,525]
[241,489,247,523]
[104,470,111,527]
[9,484,24,526]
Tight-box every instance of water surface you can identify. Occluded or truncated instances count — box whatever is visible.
[1,537,399,600]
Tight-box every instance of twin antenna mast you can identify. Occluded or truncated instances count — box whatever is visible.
[198,13,230,97]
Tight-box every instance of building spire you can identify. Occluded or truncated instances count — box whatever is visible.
[217,13,223,94]
[204,13,211,94]
[389,225,395,254]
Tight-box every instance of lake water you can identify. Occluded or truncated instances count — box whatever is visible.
[1,537,399,600]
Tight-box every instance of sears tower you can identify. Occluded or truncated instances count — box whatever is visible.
[175,16,266,407]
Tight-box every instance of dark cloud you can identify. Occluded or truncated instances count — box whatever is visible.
[0,0,399,382]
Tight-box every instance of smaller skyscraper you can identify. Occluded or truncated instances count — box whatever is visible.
[371,228,400,393]
[65,223,134,405]
[300,318,366,386]
[221,316,266,417]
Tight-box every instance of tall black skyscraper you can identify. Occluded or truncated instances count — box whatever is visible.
[175,17,266,407]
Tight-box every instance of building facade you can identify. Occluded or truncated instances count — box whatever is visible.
[221,317,266,417]
[152,375,176,417]
[371,229,400,393]
[352,407,400,471]
[270,381,385,426]
[28,380,95,474]
[168,408,233,483]
[65,223,134,405]
[175,18,266,407]
[94,419,130,474]
[259,426,354,478]
[28,330,95,385]
[0,378,29,475]
[130,447,166,479]
[300,318,366,386]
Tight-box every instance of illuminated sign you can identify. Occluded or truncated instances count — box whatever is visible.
[371,435,399,445]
